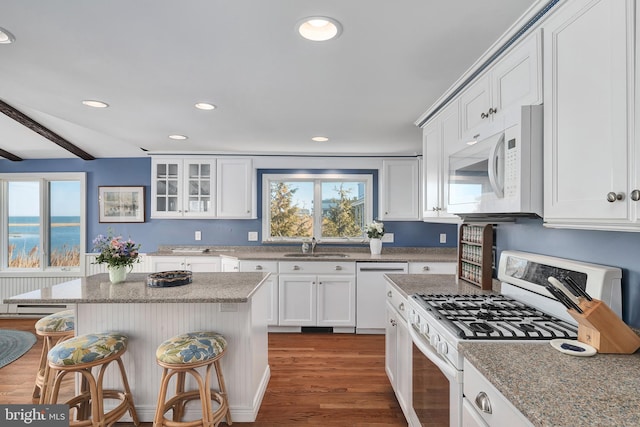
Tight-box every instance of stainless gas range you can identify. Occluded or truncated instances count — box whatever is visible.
[406,250,622,427]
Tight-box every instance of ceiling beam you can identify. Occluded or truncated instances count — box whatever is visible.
[0,99,95,160]
[0,147,22,161]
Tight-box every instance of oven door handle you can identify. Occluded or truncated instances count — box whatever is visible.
[409,325,462,383]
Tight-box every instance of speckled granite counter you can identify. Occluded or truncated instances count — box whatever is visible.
[3,272,269,304]
[152,245,457,263]
[460,341,640,427]
[384,273,501,298]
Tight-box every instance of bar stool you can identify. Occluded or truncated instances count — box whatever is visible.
[47,332,140,427]
[33,309,75,404]
[154,331,232,427]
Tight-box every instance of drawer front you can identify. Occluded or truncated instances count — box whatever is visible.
[239,260,279,273]
[385,282,408,321]
[463,360,532,427]
[278,261,355,275]
[409,262,456,275]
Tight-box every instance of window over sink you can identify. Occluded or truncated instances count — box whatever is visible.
[262,173,373,243]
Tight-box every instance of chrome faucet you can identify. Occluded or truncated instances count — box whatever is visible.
[311,237,317,254]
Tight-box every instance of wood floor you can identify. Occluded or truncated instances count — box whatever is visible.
[0,319,406,426]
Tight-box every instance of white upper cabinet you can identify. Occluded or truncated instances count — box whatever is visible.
[152,157,215,218]
[422,100,462,223]
[543,0,636,230]
[151,156,254,219]
[380,159,421,221]
[217,158,253,218]
[460,30,542,142]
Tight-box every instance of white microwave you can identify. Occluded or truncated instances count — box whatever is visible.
[447,105,543,217]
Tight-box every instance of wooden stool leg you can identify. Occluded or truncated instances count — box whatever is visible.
[155,368,172,427]
[214,359,232,425]
[173,371,187,421]
[114,357,140,426]
[32,335,50,403]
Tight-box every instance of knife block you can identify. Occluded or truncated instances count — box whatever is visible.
[568,299,640,354]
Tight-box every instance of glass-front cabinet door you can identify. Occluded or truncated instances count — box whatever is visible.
[184,159,216,217]
[151,158,216,218]
[152,159,182,217]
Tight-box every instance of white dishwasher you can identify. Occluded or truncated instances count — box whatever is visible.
[356,262,408,333]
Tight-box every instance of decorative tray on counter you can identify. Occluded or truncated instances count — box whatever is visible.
[147,270,193,288]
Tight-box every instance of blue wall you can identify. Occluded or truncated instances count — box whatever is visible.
[496,218,640,327]
[0,158,457,252]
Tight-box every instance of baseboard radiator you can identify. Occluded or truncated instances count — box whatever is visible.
[0,254,153,317]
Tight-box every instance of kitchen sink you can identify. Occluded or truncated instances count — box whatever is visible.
[284,253,350,258]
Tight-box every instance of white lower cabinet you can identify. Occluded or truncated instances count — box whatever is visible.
[408,262,456,275]
[239,260,278,326]
[151,256,221,272]
[385,282,412,422]
[278,261,355,330]
[220,256,239,272]
[463,360,532,427]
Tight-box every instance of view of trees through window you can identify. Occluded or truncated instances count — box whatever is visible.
[267,174,370,240]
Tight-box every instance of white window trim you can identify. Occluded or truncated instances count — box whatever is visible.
[0,172,86,275]
[262,173,373,243]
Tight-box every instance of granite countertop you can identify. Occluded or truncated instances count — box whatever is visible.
[384,274,640,427]
[150,245,458,263]
[384,273,501,298]
[460,341,640,427]
[3,272,269,304]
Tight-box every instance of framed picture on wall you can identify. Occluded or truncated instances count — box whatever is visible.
[98,186,145,223]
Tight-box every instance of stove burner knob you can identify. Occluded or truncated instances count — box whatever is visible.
[430,333,440,347]
[437,341,448,355]
[420,322,430,335]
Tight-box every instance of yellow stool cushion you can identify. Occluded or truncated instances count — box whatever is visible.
[156,332,226,365]
[35,309,75,333]
[48,333,127,366]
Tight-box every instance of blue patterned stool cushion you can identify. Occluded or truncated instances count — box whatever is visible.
[48,333,127,366]
[35,309,75,333]
[156,332,227,365]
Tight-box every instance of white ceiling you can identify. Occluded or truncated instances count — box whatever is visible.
[0,0,536,160]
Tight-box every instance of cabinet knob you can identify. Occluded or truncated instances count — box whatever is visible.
[488,107,498,115]
[480,112,489,119]
[335,265,342,271]
[631,190,640,201]
[399,302,405,311]
[474,392,492,414]
[387,291,393,298]
[422,266,430,271]
[606,192,625,202]
[293,265,300,271]
[390,319,397,327]
[255,265,263,270]
[432,207,442,212]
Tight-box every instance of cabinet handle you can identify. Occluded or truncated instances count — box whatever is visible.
[488,107,498,115]
[422,266,430,271]
[480,112,489,119]
[255,265,263,270]
[475,392,492,414]
[399,303,405,311]
[293,265,300,271]
[432,207,442,211]
[631,190,640,201]
[387,291,393,298]
[390,319,397,326]
[606,192,625,202]
[335,265,342,271]
[186,264,191,269]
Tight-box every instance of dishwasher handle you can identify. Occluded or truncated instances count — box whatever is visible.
[357,267,407,272]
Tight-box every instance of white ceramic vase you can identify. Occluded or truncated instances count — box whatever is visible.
[108,265,128,284]
[369,238,382,255]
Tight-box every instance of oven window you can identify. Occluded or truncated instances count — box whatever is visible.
[412,343,449,426]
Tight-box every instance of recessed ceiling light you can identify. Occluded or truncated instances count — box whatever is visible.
[0,27,15,44]
[169,134,188,140]
[297,17,342,41]
[82,100,109,108]
[195,102,216,110]
[312,136,329,142]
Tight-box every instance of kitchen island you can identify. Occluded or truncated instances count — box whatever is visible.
[4,272,271,423]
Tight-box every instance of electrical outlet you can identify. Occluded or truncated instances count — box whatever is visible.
[195,231,201,241]
[382,233,394,243]
[439,233,447,244]
[248,231,258,241]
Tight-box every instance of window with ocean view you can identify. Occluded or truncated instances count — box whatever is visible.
[2,173,85,272]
